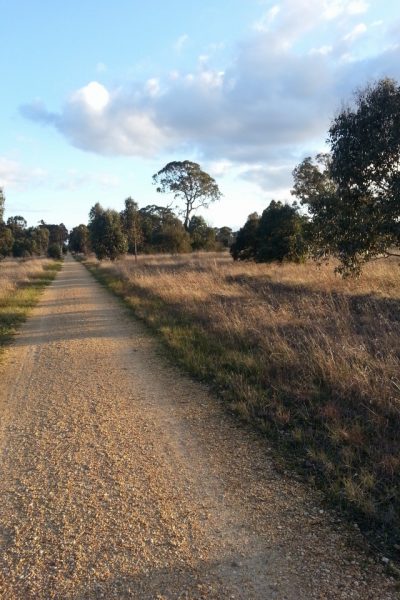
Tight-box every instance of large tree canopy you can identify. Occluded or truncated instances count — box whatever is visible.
[292,78,400,275]
[138,204,191,253]
[69,224,90,254]
[152,161,222,231]
[88,203,127,261]
[231,202,307,263]
[120,197,143,258]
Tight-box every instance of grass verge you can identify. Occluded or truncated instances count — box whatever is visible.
[82,254,400,565]
[0,260,62,351]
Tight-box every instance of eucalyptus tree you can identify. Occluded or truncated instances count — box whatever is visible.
[152,161,222,231]
[292,78,400,275]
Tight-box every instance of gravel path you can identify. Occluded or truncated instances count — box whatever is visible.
[0,256,397,599]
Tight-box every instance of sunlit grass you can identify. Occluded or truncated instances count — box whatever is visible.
[0,258,62,349]
[84,252,400,544]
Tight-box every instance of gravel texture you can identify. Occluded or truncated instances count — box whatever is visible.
[0,256,397,599]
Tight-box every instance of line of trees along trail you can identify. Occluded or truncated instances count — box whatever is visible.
[0,192,68,260]
[82,199,232,261]
[79,160,228,261]
[2,79,400,274]
[73,80,400,273]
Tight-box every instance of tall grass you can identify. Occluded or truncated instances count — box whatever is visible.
[86,253,400,546]
[0,258,61,348]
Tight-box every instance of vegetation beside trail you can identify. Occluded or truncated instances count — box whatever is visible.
[84,252,400,555]
[0,258,62,350]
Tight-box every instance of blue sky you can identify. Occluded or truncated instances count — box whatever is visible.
[1,0,399,230]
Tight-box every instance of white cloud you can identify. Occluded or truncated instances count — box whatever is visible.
[343,22,367,42]
[310,45,333,55]
[20,1,400,195]
[73,81,110,112]
[0,157,47,190]
[174,34,189,53]
[323,0,368,19]
[145,78,161,97]
[207,159,234,177]
[254,5,280,31]
[240,163,296,190]
[347,1,369,15]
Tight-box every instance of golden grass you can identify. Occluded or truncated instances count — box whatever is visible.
[0,257,54,299]
[86,252,400,543]
[0,257,61,348]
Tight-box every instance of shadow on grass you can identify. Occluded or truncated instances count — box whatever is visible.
[84,260,400,564]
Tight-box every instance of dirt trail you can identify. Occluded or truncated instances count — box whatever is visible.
[0,256,397,599]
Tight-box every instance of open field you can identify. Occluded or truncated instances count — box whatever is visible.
[0,258,61,349]
[85,252,400,551]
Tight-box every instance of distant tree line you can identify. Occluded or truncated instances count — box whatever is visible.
[0,191,68,260]
[68,160,232,261]
[3,79,400,275]
[70,199,234,261]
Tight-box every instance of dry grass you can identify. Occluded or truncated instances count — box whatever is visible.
[0,257,54,300]
[0,257,61,348]
[86,252,400,544]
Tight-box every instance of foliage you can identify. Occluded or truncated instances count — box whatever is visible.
[138,204,190,253]
[152,222,191,253]
[216,226,234,248]
[231,203,308,263]
[69,224,90,254]
[188,215,217,251]
[32,227,50,255]
[7,215,27,234]
[256,201,308,263]
[152,161,222,230]
[88,203,128,260]
[0,226,13,259]
[6,217,51,257]
[47,243,62,259]
[120,197,143,257]
[0,196,62,259]
[230,213,260,261]
[39,221,68,250]
[292,78,400,276]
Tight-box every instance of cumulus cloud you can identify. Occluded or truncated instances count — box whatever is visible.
[73,81,110,111]
[21,81,173,157]
[20,1,400,194]
[0,157,47,189]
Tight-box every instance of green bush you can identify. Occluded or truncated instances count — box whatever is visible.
[47,243,62,259]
